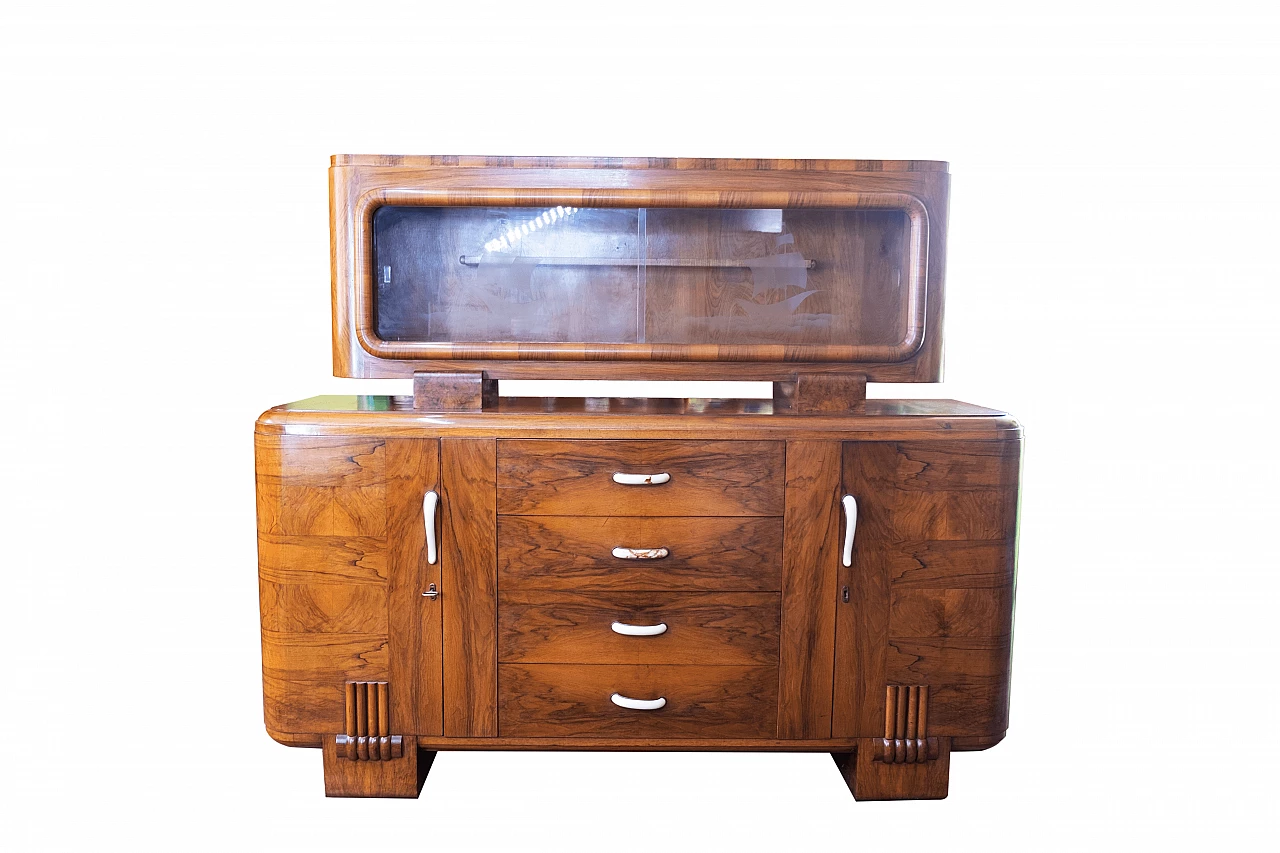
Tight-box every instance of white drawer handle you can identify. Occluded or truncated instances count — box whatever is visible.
[611,547,670,560]
[424,490,439,565]
[611,621,668,637]
[613,472,670,486]
[610,693,666,711]
[841,494,858,567]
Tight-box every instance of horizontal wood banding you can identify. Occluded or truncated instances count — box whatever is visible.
[885,637,1011,683]
[257,534,387,585]
[498,516,781,591]
[498,664,778,738]
[890,587,1013,639]
[498,591,779,665]
[261,632,388,737]
[259,581,388,633]
[497,440,783,516]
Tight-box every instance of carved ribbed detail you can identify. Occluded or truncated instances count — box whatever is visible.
[338,681,403,761]
[879,685,939,764]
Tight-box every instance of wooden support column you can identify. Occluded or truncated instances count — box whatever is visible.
[773,373,867,414]
[413,371,498,412]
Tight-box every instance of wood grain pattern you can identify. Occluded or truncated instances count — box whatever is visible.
[889,587,1013,639]
[499,664,778,738]
[259,582,387,634]
[385,439,441,737]
[833,737,951,800]
[441,439,498,737]
[497,591,779,665]
[257,534,386,584]
[333,155,948,171]
[258,397,1019,441]
[497,440,783,516]
[834,439,1020,742]
[413,370,498,412]
[323,735,432,798]
[772,373,867,414]
[261,632,388,737]
[497,515,781,591]
[778,441,842,739]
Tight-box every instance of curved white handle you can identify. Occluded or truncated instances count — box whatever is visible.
[611,547,669,560]
[611,621,668,637]
[424,490,439,565]
[610,693,666,711]
[612,472,670,486]
[841,494,858,568]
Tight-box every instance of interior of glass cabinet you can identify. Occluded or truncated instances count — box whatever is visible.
[372,205,912,347]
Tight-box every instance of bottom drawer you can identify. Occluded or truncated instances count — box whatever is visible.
[499,664,778,738]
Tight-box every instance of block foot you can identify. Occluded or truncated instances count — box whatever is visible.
[322,735,434,798]
[833,737,951,801]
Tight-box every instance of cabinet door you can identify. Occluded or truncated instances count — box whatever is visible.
[386,439,443,737]
[257,435,442,742]
[832,440,1020,741]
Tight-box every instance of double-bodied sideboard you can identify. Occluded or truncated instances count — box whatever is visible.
[255,156,1022,801]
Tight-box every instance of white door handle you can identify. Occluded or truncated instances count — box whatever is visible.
[424,490,439,565]
[612,472,670,485]
[611,547,669,560]
[611,621,668,637]
[841,494,858,567]
[610,693,666,710]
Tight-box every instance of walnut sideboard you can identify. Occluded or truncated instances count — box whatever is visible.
[255,156,1022,801]
[257,396,1020,800]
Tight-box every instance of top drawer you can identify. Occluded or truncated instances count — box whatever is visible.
[497,440,784,516]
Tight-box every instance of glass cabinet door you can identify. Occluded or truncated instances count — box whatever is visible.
[371,204,920,356]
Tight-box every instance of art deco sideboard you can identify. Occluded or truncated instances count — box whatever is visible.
[256,156,1022,801]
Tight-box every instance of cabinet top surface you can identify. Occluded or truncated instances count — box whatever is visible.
[332,155,950,172]
[256,396,1020,440]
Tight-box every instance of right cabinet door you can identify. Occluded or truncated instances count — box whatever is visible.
[832,440,1020,744]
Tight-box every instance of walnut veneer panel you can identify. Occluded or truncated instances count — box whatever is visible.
[441,439,499,737]
[499,664,778,738]
[497,516,781,591]
[257,434,394,742]
[778,441,842,739]
[497,591,779,666]
[496,440,783,516]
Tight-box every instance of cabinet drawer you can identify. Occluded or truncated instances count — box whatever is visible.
[496,440,783,516]
[499,664,778,738]
[498,591,779,665]
[498,516,782,591]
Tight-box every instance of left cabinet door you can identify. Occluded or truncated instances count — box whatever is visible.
[257,434,442,744]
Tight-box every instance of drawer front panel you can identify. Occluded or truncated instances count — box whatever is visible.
[498,591,780,665]
[499,664,778,738]
[498,516,782,591]
[496,440,784,516]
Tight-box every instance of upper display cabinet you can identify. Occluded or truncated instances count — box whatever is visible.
[331,156,949,381]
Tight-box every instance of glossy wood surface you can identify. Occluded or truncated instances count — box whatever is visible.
[258,396,1019,442]
[322,735,431,798]
[497,591,779,666]
[496,440,784,516]
[331,156,948,380]
[498,664,778,738]
[385,439,441,736]
[257,434,392,742]
[778,441,842,739]
[497,515,782,591]
[256,397,1020,802]
[440,439,498,737]
[832,440,1020,741]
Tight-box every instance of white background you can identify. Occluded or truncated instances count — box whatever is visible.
[1,3,1277,850]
